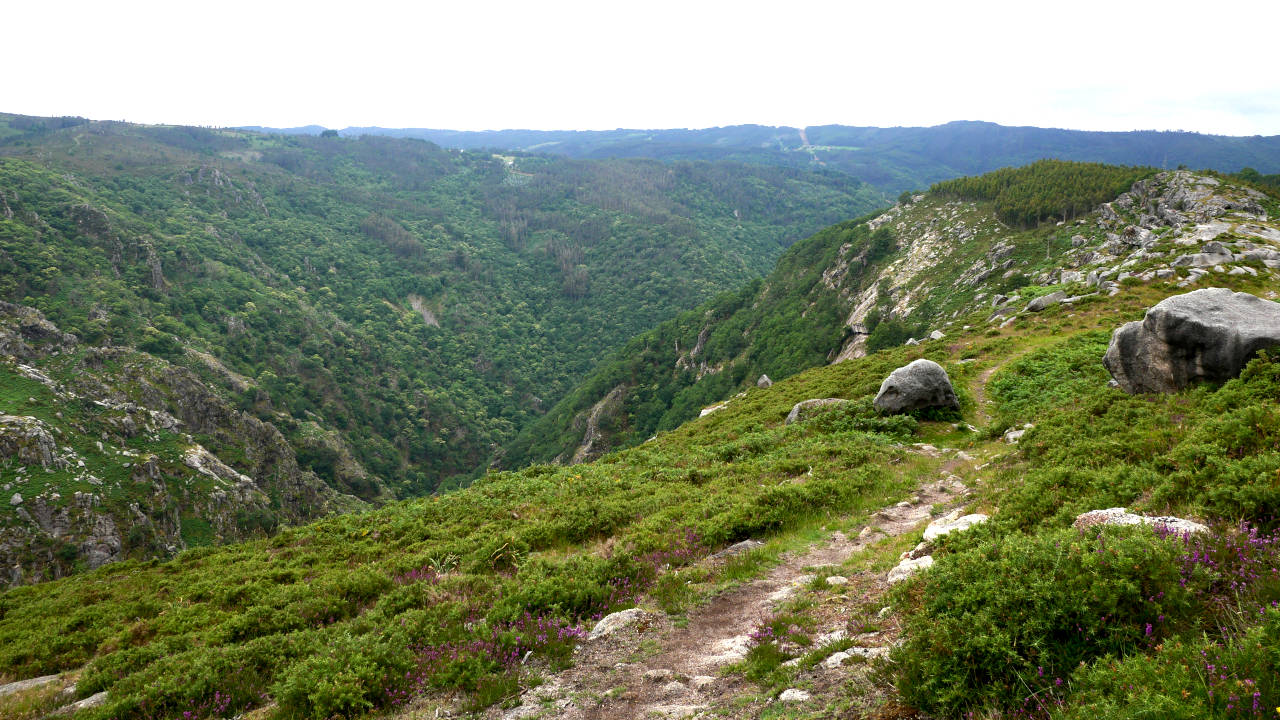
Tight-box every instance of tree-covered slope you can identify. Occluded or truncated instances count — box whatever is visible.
[0,113,883,498]
[3,198,1279,718]
[262,120,1280,194]
[509,160,1167,467]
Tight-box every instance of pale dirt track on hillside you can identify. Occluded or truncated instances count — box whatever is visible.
[481,470,973,720]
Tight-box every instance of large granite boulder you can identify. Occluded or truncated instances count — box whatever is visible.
[873,359,960,414]
[1103,288,1280,393]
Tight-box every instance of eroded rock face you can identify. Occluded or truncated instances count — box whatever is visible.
[1103,288,1280,393]
[873,359,959,414]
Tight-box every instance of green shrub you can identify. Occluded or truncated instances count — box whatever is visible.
[893,526,1194,717]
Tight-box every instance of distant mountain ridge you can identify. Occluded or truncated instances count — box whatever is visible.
[239,121,1280,193]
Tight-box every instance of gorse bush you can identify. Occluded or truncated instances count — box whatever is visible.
[893,526,1196,716]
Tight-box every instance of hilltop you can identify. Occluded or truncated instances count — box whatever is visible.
[1,162,1278,719]
[244,120,1280,194]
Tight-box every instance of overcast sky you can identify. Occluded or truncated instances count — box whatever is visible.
[9,0,1279,135]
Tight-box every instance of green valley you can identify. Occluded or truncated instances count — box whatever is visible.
[2,158,1279,719]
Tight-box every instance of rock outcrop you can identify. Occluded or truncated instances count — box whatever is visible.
[1072,507,1208,535]
[873,359,959,414]
[784,398,849,424]
[1103,288,1280,393]
[1025,291,1068,313]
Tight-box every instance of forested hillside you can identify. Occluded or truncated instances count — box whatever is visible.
[3,164,1279,720]
[0,113,882,499]
[509,160,1164,467]
[254,120,1280,194]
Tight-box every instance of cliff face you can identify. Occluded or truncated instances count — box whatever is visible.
[0,302,365,586]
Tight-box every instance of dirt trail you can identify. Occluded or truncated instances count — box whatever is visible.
[970,348,1036,427]
[492,473,972,720]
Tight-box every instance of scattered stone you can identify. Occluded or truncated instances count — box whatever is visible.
[690,675,716,690]
[1073,507,1208,535]
[706,634,752,664]
[873,359,959,414]
[1104,288,1280,393]
[756,374,772,388]
[50,691,108,716]
[0,674,60,697]
[815,629,847,645]
[588,608,651,640]
[785,398,850,424]
[9,493,20,506]
[823,651,854,668]
[954,450,975,461]
[887,555,934,584]
[923,511,989,542]
[643,668,675,683]
[698,403,728,418]
[825,575,848,586]
[928,330,945,341]
[710,539,764,560]
[1025,291,1068,312]
[1003,423,1033,443]
[779,688,812,703]
[660,680,686,697]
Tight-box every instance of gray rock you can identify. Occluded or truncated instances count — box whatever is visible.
[588,608,651,640]
[756,374,772,389]
[50,691,108,716]
[711,539,764,559]
[873,359,959,414]
[887,555,933,584]
[928,330,946,341]
[785,398,849,425]
[1025,291,1068,312]
[1072,507,1208,535]
[1171,251,1234,268]
[922,511,989,542]
[0,674,60,697]
[1238,248,1280,268]
[1104,288,1280,393]
[779,688,812,703]
[9,493,20,506]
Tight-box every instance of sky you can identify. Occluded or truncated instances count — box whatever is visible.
[8,0,1280,136]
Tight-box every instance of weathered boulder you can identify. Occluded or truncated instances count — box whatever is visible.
[587,608,651,640]
[784,398,849,425]
[779,688,812,703]
[1103,288,1280,393]
[756,374,772,388]
[1072,507,1208,535]
[873,359,959,414]
[922,511,989,542]
[887,555,933,584]
[1025,291,1068,312]
[0,674,60,697]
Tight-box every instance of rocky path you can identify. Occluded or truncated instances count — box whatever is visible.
[492,472,973,720]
